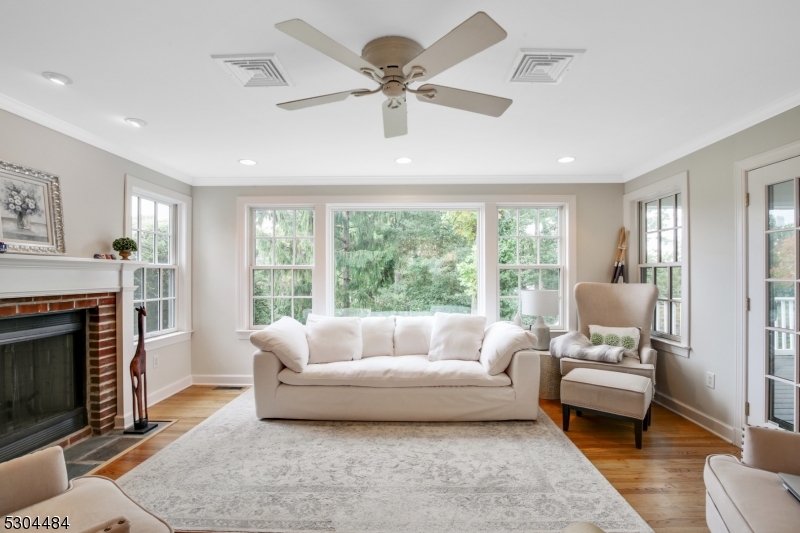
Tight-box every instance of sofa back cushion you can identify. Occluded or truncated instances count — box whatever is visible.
[306,314,363,363]
[428,313,486,361]
[249,316,309,372]
[394,316,434,356]
[480,321,536,375]
[361,316,395,357]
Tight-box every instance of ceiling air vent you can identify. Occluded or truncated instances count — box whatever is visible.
[508,48,585,84]
[212,53,292,87]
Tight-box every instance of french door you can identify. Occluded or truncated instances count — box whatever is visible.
[747,155,800,430]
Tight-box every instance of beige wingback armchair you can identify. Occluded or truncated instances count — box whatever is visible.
[561,282,659,384]
[0,446,171,533]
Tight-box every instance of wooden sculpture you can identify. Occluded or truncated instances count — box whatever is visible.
[126,306,156,433]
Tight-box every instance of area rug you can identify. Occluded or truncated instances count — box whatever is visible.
[118,390,652,533]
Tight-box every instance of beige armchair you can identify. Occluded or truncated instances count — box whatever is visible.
[0,446,171,533]
[561,282,658,384]
[705,426,800,532]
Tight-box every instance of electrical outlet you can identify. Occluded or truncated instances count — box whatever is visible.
[153,354,160,369]
[706,372,715,389]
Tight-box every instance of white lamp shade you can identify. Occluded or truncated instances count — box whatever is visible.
[520,289,559,316]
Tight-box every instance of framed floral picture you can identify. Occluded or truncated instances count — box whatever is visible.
[0,160,65,254]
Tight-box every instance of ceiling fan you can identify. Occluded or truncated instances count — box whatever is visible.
[275,12,512,138]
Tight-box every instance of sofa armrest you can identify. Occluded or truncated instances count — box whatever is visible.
[0,446,69,516]
[77,517,130,533]
[506,350,540,419]
[253,350,285,419]
[742,425,800,475]
[639,346,657,366]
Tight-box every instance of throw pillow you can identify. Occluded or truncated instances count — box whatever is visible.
[249,316,309,373]
[394,316,435,356]
[428,313,487,361]
[480,321,537,375]
[361,316,395,358]
[306,314,363,363]
[588,325,640,358]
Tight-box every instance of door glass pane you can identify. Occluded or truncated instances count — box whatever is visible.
[655,268,669,298]
[768,231,795,279]
[768,379,795,431]
[769,282,795,329]
[645,201,658,231]
[768,180,794,230]
[660,196,675,229]
[768,330,795,381]
[646,233,658,263]
[660,230,675,262]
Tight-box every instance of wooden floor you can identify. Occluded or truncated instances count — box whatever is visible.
[95,386,738,533]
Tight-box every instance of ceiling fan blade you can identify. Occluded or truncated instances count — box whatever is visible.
[277,89,366,110]
[402,12,507,81]
[415,84,512,117]
[276,19,380,80]
[382,99,408,138]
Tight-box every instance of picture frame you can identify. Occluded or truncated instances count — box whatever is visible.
[0,160,65,254]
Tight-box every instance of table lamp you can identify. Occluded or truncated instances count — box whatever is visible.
[521,289,559,350]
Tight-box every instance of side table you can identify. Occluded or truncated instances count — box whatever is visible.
[534,349,562,400]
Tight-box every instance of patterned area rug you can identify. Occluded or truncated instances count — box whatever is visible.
[118,390,652,533]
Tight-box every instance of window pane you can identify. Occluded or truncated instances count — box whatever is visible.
[541,269,560,291]
[540,238,558,264]
[768,330,795,381]
[253,269,271,297]
[655,267,669,298]
[275,210,293,237]
[500,298,517,321]
[254,209,274,238]
[499,238,517,265]
[140,233,154,263]
[671,267,681,299]
[646,233,658,263]
[296,210,314,237]
[676,228,683,262]
[156,235,169,264]
[162,268,175,298]
[769,282,794,329]
[641,267,653,285]
[140,199,155,232]
[520,269,539,291]
[274,269,292,296]
[133,268,143,300]
[133,303,142,336]
[145,300,159,333]
[294,298,312,324]
[769,379,794,431]
[253,299,270,326]
[499,269,519,296]
[157,203,170,234]
[671,302,681,336]
[768,180,794,230]
[294,269,312,296]
[273,298,292,321]
[161,299,174,330]
[145,269,160,300]
[769,230,795,279]
[539,209,558,236]
[660,230,675,262]
[295,239,313,265]
[132,231,140,261]
[645,201,658,231]
[275,239,293,265]
[131,197,139,230]
[519,238,537,264]
[676,194,683,227]
[519,209,537,236]
[498,209,516,236]
[255,239,273,266]
[660,196,675,229]
[655,300,668,333]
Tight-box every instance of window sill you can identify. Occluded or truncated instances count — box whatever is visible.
[237,329,258,340]
[652,338,690,358]
[135,330,193,350]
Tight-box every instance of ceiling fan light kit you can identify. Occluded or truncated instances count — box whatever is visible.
[275,12,512,138]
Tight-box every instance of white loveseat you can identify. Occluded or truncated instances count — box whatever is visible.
[251,314,540,421]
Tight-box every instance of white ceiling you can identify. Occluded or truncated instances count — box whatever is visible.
[1,0,799,186]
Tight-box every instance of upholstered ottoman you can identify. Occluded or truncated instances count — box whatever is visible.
[560,368,653,449]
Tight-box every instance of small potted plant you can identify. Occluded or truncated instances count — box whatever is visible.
[112,237,138,260]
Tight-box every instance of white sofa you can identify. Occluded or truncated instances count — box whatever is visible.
[251,315,540,421]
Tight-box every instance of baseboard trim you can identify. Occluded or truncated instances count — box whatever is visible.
[149,375,193,407]
[192,374,254,386]
[654,391,738,446]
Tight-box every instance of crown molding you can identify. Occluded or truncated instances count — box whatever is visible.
[193,174,624,187]
[0,92,194,185]
[623,89,800,181]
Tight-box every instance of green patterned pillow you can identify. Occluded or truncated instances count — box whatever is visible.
[588,325,641,359]
[590,332,604,345]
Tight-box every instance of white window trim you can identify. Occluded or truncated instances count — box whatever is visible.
[236,194,576,338]
[623,171,690,357]
[124,175,193,350]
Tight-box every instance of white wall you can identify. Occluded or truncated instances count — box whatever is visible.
[191,183,624,382]
[0,108,193,404]
[625,104,800,441]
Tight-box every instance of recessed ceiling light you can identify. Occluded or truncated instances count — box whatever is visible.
[557,156,576,163]
[395,157,412,164]
[239,159,257,166]
[124,118,147,128]
[42,72,72,85]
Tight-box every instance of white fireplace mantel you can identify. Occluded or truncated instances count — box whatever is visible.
[0,254,146,429]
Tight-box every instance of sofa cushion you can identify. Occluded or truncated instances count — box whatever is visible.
[480,321,536,375]
[394,316,434,356]
[306,314,363,363]
[278,355,511,388]
[704,454,800,533]
[428,313,486,361]
[249,316,309,373]
[361,316,395,358]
